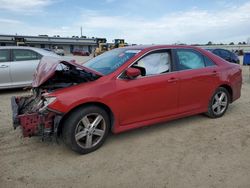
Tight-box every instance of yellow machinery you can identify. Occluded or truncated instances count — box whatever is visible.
[15,37,27,46]
[94,38,127,57]
[94,38,109,57]
[110,39,126,49]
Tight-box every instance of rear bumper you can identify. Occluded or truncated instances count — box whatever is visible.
[232,70,242,102]
[11,96,62,138]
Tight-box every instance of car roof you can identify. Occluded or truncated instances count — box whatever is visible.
[0,46,41,50]
[0,46,60,57]
[204,48,231,52]
[121,45,203,51]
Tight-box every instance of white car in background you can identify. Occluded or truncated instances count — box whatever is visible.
[53,47,65,56]
[0,46,68,89]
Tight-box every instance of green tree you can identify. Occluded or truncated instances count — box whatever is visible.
[207,41,212,45]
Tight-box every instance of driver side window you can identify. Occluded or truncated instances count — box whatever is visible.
[133,52,171,76]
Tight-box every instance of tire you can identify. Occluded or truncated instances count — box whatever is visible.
[62,105,110,154]
[206,87,230,118]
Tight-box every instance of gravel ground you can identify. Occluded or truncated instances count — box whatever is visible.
[0,56,250,188]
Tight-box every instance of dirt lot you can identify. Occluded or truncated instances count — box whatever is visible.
[0,56,250,188]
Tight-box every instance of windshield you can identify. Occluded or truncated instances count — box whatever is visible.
[84,48,141,75]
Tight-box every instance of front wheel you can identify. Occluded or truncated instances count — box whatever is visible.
[62,106,110,154]
[206,87,230,118]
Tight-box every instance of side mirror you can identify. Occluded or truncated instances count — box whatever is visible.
[125,67,141,79]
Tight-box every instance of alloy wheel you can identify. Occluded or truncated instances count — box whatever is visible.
[212,91,228,115]
[75,113,106,149]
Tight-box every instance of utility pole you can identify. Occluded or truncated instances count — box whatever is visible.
[80,26,82,38]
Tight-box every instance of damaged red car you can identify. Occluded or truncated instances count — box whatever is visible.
[11,45,242,154]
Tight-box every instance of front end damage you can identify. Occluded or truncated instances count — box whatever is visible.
[11,91,62,138]
[11,56,101,139]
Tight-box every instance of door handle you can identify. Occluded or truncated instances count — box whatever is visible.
[211,70,217,76]
[167,77,178,83]
[0,65,9,68]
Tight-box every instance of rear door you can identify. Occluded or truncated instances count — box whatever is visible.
[10,49,41,87]
[0,49,11,88]
[174,49,219,113]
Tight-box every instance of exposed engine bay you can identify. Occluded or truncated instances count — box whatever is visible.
[40,62,99,90]
[11,58,100,139]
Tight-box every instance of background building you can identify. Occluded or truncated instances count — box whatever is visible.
[0,34,99,54]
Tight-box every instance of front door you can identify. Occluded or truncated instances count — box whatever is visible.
[0,49,11,88]
[114,50,179,125]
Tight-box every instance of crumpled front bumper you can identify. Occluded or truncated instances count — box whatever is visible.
[11,96,61,138]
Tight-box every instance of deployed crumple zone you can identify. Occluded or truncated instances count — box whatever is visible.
[11,56,101,138]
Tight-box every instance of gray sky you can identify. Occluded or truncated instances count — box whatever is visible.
[0,0,250,44]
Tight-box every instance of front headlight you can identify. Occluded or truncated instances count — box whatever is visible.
[39,97,56,113]
[44,97,56,107]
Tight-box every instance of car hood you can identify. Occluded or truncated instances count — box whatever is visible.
[32,56,102,87]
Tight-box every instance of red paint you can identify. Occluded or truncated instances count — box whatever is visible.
[72,49,90,56]
[46,45,242,134]
[125,67,141,78]
[18,112,55,137]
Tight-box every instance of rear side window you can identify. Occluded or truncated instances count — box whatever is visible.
[176,49,205,70]
[204,56,215,67]
[0,49,10,63]
[13,49,41,61]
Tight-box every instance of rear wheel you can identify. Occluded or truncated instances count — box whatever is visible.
[62,106,110,154]
[206,87,230,118]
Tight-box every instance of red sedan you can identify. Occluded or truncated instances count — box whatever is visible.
[11,45,242,154]
[72,49,90,56]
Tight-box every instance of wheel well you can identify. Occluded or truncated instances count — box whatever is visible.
[56,102,114,136]
[219,84,233,102]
